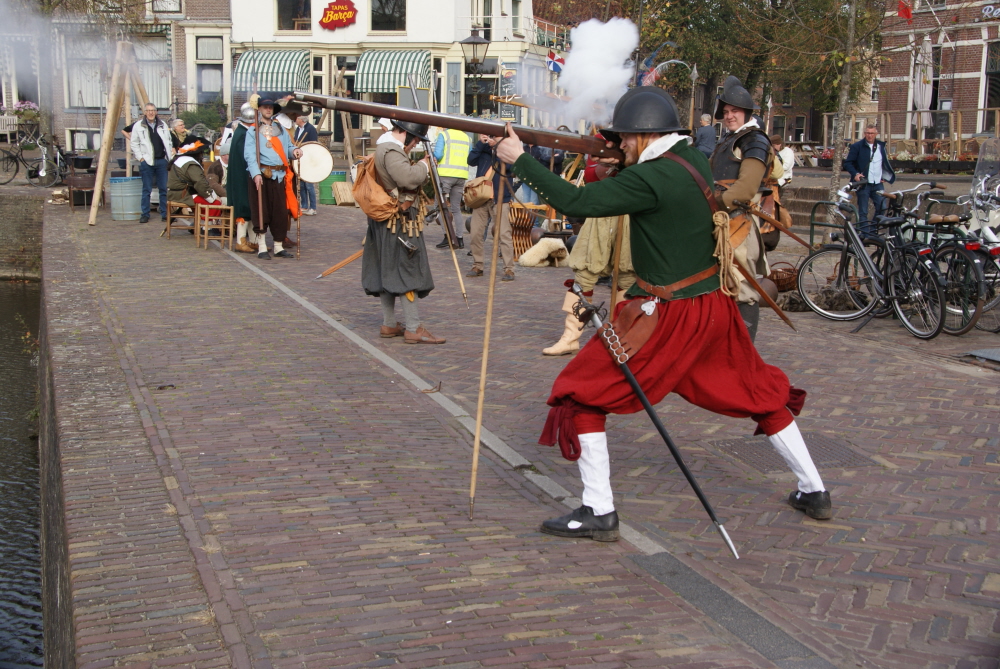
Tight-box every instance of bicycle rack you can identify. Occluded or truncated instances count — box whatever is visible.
[809,200,857,247]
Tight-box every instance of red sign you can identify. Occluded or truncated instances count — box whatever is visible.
[319,0,357,30]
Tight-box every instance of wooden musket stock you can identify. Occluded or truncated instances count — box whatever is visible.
[294,93,625,162]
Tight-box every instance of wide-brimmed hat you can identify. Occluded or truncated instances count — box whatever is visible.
[177,136,209,155]
[258,98,282,113]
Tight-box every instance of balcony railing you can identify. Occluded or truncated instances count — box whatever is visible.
[521,17,571,50]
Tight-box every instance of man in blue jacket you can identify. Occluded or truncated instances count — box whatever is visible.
[466,135,517,281]
[843,125,895,237]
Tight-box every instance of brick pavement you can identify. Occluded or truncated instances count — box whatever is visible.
[44,197,1000,668]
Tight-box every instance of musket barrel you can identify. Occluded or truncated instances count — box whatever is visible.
[295,92,624,161]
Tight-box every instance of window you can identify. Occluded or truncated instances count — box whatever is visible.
[336,55,358,70]
[916,0,944,9]
[152,0,181,11]
[871,78,879,102]
[134,37,171,108]
[277,0,311,30]
[987,43,1000,133]
[312,55,325,96]
[313,56,324,71]
[772,116,786,140]
[465,57,498,115]
[196,37,223,61]
[372,0,405,31]
[794,115,806,142]
[66,37,103,108]
[781,85,792,106]
[512,0,521,31]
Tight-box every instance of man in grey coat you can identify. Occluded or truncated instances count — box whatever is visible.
[694,114,717,158]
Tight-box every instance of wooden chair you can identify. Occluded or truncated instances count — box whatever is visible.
[164,201,196,239]
[509,203,546,260]
[195,202,234,250]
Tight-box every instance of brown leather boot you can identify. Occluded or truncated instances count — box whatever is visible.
[380,322,404,338]
[283,237,297,248]
[234,238,256,253]
[404,325,446,344]
[543,292,583,356]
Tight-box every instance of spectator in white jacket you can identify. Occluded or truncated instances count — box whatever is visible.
[129,103,174,223]
[771,135,795,188]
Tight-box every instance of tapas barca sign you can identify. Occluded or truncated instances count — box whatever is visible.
[319,0,358,30]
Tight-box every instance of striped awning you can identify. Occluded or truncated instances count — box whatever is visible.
[354,50,431,94]
[233,50,310,92]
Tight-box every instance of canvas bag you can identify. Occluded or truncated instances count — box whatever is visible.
[462,166,494,209]
[352,154,399,221]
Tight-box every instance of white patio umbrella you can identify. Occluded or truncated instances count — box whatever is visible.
[913,36,934,129]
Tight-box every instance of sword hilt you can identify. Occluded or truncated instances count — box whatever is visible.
[570,283,607,329]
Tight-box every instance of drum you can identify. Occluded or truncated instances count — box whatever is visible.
[296,141,335,184]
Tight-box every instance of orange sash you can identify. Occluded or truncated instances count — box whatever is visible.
[267,134,302,220]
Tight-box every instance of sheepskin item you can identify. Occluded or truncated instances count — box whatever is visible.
[518,237,569,267]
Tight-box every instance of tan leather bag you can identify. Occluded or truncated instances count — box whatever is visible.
[352,154,398,220]
[462,166,494,209]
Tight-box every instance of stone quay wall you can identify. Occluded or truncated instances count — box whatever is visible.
[0,192,44,280]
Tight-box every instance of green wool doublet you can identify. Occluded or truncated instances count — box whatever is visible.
[513,141,718,299]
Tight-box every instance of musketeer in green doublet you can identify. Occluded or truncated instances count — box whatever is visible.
[514,134,719,301]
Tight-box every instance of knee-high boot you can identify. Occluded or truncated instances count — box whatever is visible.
[543,291,584,356]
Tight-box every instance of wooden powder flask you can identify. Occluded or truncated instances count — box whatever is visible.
[294,93,625,163]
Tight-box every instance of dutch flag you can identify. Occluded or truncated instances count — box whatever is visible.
[546,51,565,73]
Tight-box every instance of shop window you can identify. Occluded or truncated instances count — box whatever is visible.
[277,0,311,30]
[372,0,406,31]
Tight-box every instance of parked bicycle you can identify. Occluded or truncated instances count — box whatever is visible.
[0,134,71,187]
[797,181,947,340]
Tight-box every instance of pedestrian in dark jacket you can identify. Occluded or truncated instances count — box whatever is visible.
[694,114,717,158]
[842,125,895,237]
[466,136,516,281]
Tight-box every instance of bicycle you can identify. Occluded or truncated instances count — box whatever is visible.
[0,134,71,187]
[797,181,947,340]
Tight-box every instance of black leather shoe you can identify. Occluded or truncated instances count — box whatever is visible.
[274,250,295,258]
[456,238,464,249]
[788,490,832,520]
[139,214,149,224]
[435,237,450,249]
[540,505,619,541]
[257,251,271,260]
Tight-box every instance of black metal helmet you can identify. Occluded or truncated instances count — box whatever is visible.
[600,86,689,143]
[391,119,429,142]
[714,76,755,120]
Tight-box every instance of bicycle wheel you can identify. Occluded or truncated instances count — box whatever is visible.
[974,250,1000,333]
[889,249,946,339]
[0,149,18,185]
[934,245,984,335]
[798,244,879,321]
[25,158,58,188]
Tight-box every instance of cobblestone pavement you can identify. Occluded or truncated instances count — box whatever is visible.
[48,197,1000,668]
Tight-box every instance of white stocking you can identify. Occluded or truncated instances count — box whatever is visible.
[578,432,615,515]
[273,240,285,255]
[236,220,248,240]
[768,421,825,493]
[257,236,268,253]
[247,227,259,245]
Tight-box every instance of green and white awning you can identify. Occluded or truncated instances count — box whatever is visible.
[233,50,310,92]
[354,50,431,94]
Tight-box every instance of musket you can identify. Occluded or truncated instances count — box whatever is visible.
[407,75,469,308]
[294,93,625,162]
[571,283,739,559]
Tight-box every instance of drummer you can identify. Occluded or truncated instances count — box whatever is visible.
[294,115,319,216]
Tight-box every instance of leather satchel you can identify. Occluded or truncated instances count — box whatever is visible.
[462,166,494,209]
[352,154,399,221]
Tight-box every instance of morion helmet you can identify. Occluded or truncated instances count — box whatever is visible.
[239,103,256,124]
[714,76,755,120]
[391,119,430,142]
[600,86,689,143]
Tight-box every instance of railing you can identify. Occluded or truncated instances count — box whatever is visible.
[822,107,1000,159]
[520,17,571,50]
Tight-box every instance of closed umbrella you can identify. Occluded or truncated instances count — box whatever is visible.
[913,36,934,130]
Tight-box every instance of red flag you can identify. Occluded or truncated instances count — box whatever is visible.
[898,0,912,20]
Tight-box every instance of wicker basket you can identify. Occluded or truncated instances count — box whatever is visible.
[768,261,798,292]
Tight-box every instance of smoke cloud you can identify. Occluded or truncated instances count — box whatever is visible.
[557,18,638,125]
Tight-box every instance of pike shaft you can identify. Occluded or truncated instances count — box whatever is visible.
[294,93,625,161]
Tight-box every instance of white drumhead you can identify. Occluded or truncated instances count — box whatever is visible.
[297,141,335,183]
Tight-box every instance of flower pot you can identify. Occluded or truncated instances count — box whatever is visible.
[73,156,94,170]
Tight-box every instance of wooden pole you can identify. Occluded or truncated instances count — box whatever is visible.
[315,247,363,279]
[469,164,507,520]
[609,215,625,314]
[88,41,127,227]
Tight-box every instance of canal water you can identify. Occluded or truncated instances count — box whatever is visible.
[0,281,43,667]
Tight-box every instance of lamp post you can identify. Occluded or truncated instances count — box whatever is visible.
[460,29,491,116]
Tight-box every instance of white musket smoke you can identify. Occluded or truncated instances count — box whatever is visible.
[557,18,639,125]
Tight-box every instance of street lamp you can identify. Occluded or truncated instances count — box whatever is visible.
[460,29,491,115]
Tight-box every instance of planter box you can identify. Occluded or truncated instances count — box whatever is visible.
[949,161,976,172]
[894,160,915,172]
[817,158,833,168]
[919,161,945,172]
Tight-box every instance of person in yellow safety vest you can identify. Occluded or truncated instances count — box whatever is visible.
[432,127,471,249]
